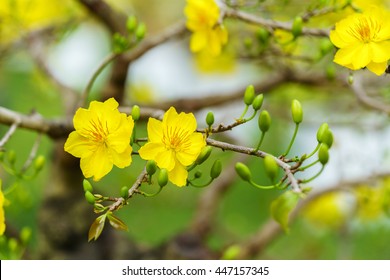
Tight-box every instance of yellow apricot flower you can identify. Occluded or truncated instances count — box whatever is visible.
[64,98,134,181]
[139,107,206,187]
[0,180,5,236]
[184,0,228,56]
[330,6,390,75]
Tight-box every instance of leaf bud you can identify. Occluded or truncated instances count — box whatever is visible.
[292,16,303,38]
[258,110,271,132]
[316,123,329,143]
[135,23,146,41]
[158,168,168,187]
[131,105,141,121]
[85,191,96,205]
[318,143,329,165]
[206,111,215,127]
[256,27,270,44]
[235,162,252,182]
[244,84,255,105]
[146,160,157,175]
[126,15,137,33]
[33,155,45,172]
[252,94,264,111]
[195,146,212,165]
[83,179,93,193]
[7,150,16,165]
[120,186,130,199]
[291,99,303,124]
[210,159,222,179]
[264,155,278,182]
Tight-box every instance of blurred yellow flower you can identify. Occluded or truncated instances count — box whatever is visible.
[355,180,390,220]
[139,107,206,187]
[184,0,228,56]
[64,98,134,181]
[0,180,5,236]
[330,6,390,75]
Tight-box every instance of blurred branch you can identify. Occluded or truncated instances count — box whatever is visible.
[0,121,20,149]
[21,134,43,173]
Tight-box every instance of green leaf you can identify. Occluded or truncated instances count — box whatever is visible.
[88,214,106,242]
[107,213,128,231]
[271,191,300,233]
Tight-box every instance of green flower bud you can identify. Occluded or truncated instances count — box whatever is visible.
[194,170,202,179]
[244,84,255,105]
[85,191,96,205]
[146,160,157,175]
[158,169,168,187]
[320,39,334,56]
[291,99,303,124]
[292,16,303,38]
[258,110,271,132]
[264,155,278,182]
[256,27,270,44]
[20,227,32,244]
[131,105,141,121]
[195,146,212,165]
[8,238,18,252]
[7,150,16,165]
[316,123,329,143]
[235,162,252,182]
[120,186,130,199]
[210,160,222,179]
[206,111,215,127]
[252,94,264,111]
[244,37,253,49]
[112,33,128,53]
[222,245,241,260]
[135,23,146,41]
[83,179,93,193]
[348,74,354,85]
[126,15,137,33]
[318,143,329,165]
[33,155,45,172]
[323,129,334,148]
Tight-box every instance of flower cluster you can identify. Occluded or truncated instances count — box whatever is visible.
[330,6,390,75]
[64,100,205,187]
[184,0,228,56]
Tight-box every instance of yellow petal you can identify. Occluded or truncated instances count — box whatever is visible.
[176,133,205,166]
[190,31,208,53]
[80,145,113,181]
[366,61,387,75]
[138,142,166,160]
[350,44,371,69]
[155,149,176,171]
[168,161,188,187]
[64,131,94,158]
[370,41,390,62]
[147,117,163,143]
[110,145,132,168]
[107,114,134,153]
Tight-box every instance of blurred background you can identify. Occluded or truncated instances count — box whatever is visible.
[1,0,390,259]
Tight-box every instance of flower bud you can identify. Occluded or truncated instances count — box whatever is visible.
[264,155,278,182]
[206,111,215,127]
[256,27,270,44]
[20,227,32,244]
[195,146,212,165]
[348,74,354,85]
[258,110,271,133]
[158,169,168,187]
[7,150,16,165]
[131,105,141,121]
[323,129,334,148]
[291,99,303,124]
[85,191,96,205]
[244,84,255,105]
[235,162,252,182]
[135,23,146,41]
[222,245,241,260]
[292,16,303,38]
[244,37,253,49]
[252,94,264,111]
[83,179,93,193]
[146,160,157,175]
[126,15,137,33]
[120,186,130,199]
[33,155,45,172]
[320,39,334,56]
[194,170,202,179]
[318,143,329,165]
[316,123,329,143]
[210,160,222,179]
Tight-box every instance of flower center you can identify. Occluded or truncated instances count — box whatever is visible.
[87,119,108,143]
[164,126,190,151]
[349,16,381,43]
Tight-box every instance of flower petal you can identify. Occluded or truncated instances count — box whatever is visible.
[366,61,387,76]
[64,131,95,158]
[80,145,113,181]
[176,133,205,166]
[147,117,163,143]
[138,142,166,160]
[110,145,132,168]
[168,161,188,187]
[190,31,208,53]
[107,115,134,153]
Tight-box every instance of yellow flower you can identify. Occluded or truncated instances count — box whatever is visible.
[184,0,228,56]
[330,6,390,75]
[0,180,5,236]
[64,98,134,181]
[139,107,206,187]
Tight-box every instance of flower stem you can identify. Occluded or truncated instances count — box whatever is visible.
[300,165,325,183]
[249,178,275,190]
[254,131,265,152]
[299,159,320,171]
[306,143,320,159]
[239,105,249,120]
[283,123,299,156]
[189,178,213,188]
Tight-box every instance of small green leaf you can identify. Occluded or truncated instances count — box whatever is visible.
[271,191,300,233]
[107,213,128,231]
[88,214,106,242]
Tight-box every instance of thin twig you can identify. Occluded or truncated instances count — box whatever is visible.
[0,120,20,148]
[21,134,43,172]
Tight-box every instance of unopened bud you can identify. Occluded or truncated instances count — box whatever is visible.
[20,227,32,244]
[33,155,45,172]
[146,160,157,175]
[316,123,329,143]
[206,111,215,127]
[264,155,278,182]
[252,94,264,111]
[120,186,130,199]
[222,245,241,260]
[323,129,334,148]
[131,105,140,121]
[85,191,96,205]
[256,27,270,44]
[158,169,168,187]
[210,160,222,179]
[135,23,146,40]
[126,15,137,33]
[7,150,16,165]
[235,162,252,182]
[244,85,255,105]
[258,110,271,132]
[83,179,93,193]
[348,74,354,85]
[291,99,303,124]
[292,16,303,38]
[318,143,329,165]
[244,37,253,49]
[195,146,212,165]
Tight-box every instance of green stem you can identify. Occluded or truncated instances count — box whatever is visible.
[189,178,213,188]
[299,159,320,171]
[300,165,325,183]
[254,131,265,152]
[137,185,163,197]
[239,105,249,120]
[246,110,258,121]
[306,143,321,159]
[283,123,299,156]
[249,178,275,190]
